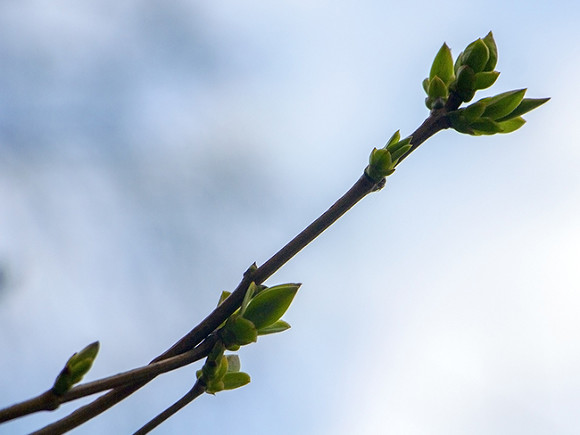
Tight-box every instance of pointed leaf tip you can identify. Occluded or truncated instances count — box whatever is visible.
[482,89,527,120]
[430,43,454,84]
[243,283,300,330]
[496,97,550,121]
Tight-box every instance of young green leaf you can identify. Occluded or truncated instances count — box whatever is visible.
[482,89,526,120]
[240,282,259,315]
[385,130,401,148]
[243,283,300,330]
[447,110,474,134]
[470,117,502,135]
[463,101,487,121]
[257,320,291,336]
[498,116,526,133]
[220,316,258,347]
[430,43,454,84]
[461,38,490,73]
[453,65,476,102]
[474,71,500,90]
[482,31,498,71]
[495,97,550,121]
[222,372,251,390]
[389,144,412,163]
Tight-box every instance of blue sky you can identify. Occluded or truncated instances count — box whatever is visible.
[1,1,579,434]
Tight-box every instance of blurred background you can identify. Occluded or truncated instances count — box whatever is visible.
[1,1,578,434]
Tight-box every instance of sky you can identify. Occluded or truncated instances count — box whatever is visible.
[1,1,579,434]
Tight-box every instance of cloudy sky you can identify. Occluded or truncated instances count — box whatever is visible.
[1,1,579,434]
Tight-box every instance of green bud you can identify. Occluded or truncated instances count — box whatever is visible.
[52,341,100,395]
[205,380,225,394]
[244,262,258,277]
[240,282,259,315]
[429,43,455,84]
[447,110,474,134]
[385,130,401,148]
[497,116,526,133]
[426,76,448,110]
[453,65,476,102]
[461,38,490,73]
[470,117,502,135]
[365,148,394,181]
[474,71,500,90]
[217,291,231,306]
[463,101,487,122]
[220,316,258,347]
[243,283,300,330]
[482,31,498,71]
[428,75,448,99]
[482,89,527,120]
[386,136,412,153]
[215,355,229,380]
[257,319,291,336]
[389,144,412,163]
[422,78,430,94]
[73,341,100,363]
[222,372,251,390]
[495,97,550,122]
[454,51,464,74]
[68,360,94,385]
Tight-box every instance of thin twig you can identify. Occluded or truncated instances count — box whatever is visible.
[0,337,216,424]
[18,109,452,433]
[133,381,206,435]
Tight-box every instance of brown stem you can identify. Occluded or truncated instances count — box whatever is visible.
[13,109,452,433]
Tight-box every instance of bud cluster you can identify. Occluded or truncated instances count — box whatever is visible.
[448,89,549,135]
[196,344,250,394]
[423,32,499,110]
[197,281,299,394]
[365,130,413,182]
[421,31,549,136]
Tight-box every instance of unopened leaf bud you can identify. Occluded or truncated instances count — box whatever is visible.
[482,31,498,71]
[482,89,526,120]
[474,71,500,90]
[461,38,490,73]
[429,43,455,85]
[243,283,300,330]
[453,65,476,102]
[495,97,550,122]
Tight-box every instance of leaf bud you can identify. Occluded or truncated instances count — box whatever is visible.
[365,148,394,181]
[461,38,490,73]
[220,316,258,347]
[243,283,300,330]
[429,43,455,85]
[474,71,500,90]
[482,89,526,120]
[495,97,550,122]
[482,31,498,71]
[452,65,476,102]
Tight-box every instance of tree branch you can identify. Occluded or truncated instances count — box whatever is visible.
[6,109,452,433]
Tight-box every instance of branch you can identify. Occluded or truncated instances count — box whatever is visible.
[133,381,205,435]
[30,109,451,433]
